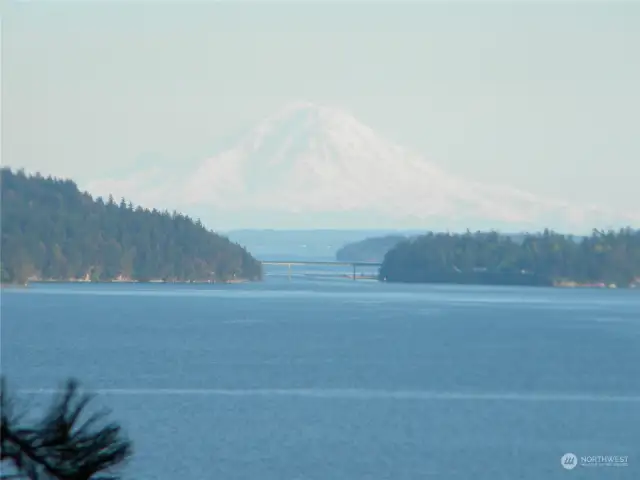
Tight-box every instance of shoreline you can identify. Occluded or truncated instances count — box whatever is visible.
[4,278,637,289]
[2,278,255,287]
[379,279,637,289]
[0,283,29,289]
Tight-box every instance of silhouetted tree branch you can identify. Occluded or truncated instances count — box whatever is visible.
[1,377,133,480]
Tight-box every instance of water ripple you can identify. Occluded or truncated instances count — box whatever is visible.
[18,388,640,402]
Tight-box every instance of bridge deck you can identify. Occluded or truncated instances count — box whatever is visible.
[261,260,382,267]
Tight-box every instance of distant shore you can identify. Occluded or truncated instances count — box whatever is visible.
[2,278,251,287]
[553,280,623,288]
[0,282,30,289]
[3,278,637,289]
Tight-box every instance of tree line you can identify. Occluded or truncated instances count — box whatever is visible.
[0,168,262,284]
[379,229,640,287]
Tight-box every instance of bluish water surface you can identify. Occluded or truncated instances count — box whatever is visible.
[2,277,639,479]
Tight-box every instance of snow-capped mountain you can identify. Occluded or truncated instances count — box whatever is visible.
[85,101,640,231]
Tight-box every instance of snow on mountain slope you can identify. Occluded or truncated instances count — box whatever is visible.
[85,101,640,230]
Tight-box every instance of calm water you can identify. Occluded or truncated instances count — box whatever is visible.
[1,276,639,479]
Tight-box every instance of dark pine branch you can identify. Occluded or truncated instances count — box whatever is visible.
[1,377,133,480]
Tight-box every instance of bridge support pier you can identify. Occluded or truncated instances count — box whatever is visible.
[353,264,356,280]
[288,263,291,281]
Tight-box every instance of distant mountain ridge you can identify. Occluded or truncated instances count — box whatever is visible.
[335,235,408,263]
[225,229,424,261]
[84,101,640,231]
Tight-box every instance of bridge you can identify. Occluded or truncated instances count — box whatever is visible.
[261,260,382,280]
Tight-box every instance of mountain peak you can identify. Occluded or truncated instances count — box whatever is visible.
[83,103,640,231]
[245,101,385,163]
[257,101,368,129]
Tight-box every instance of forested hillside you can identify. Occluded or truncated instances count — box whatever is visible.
[379,230,640,287]
[0,168,262,284]
[336,235,407,262]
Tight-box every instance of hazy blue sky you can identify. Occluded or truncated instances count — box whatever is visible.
[3,1,639,213]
